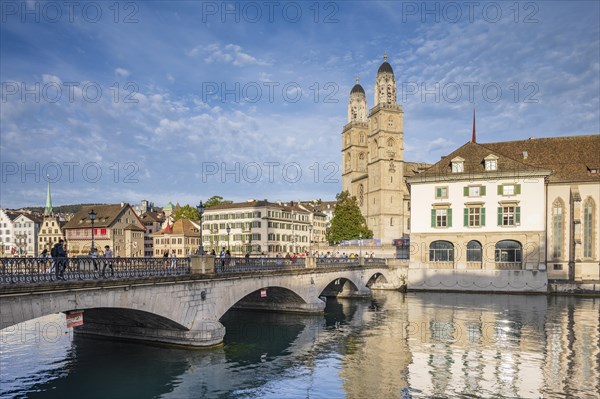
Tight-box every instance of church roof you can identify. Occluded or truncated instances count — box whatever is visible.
[350,83,365,95]
[377,61,394,75]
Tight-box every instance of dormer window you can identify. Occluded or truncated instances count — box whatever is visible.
[451,157,464,173]
[484,154,498,171]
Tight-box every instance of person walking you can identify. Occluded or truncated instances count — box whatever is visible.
[102,245,114,278]
[170,249,176,268]
[54,239,67,280]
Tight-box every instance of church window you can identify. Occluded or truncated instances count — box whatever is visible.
[387,138,395,148]
[583,198,595,258]
[388,118,393,128]
[360,134,365,144]
[359,152,366,171]
[359,184,364,206]
[552,199,564,258]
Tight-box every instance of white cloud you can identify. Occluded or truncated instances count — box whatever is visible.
[188,43,269,67]
[115,68,130,78]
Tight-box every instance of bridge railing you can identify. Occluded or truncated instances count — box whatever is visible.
[316,257,360,267]
[0,257,191,284]
[364,257,387,266]
[215,257,305,274]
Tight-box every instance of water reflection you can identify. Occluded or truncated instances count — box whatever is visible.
[1,293,598,398]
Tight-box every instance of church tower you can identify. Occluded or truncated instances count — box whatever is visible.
[366,54,407,243]
[342,77,370,215]
[44,178,53,216]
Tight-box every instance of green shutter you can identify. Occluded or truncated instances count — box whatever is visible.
[448,208,452,227]
[431,209,436,227]
[497,207,503,226]
[516,207,521,224]
[515,184,521,194]
[463,186,469,196]
[481,186,486,196]
[464,208,469,226]
[497,185,503,195]
[436,188,441,198]
[481,208,486,226]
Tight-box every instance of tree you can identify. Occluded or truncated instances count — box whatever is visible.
[204,195,233,208]
[173,204,200,221]
[326,191,373,243]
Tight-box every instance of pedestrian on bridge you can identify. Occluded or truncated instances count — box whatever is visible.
[102,245,114,278]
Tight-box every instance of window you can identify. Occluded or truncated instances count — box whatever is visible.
[464,185,485,197]
[360,134,365,144]
[485,159,497,171]
[429,240,454,262]
[435,187,448,199]
[498,206,520,226]
[583,199,594,258]
[464,207,485,227]
[431,208,452,228]
[495,240,522,263]
[498,184,521,196]
[359,184,364,206]
[553,264,562,270]
[359,152,366,171]
[467,241,482,262]
[552,200,564,258]
[452,162,463,173]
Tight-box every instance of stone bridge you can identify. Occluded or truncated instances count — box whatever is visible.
[0,259,403,347]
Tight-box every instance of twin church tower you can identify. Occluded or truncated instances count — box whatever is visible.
[342,54,426,244]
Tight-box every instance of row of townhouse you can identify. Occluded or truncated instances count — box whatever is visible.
[407,135,600,281]
[0,209,43,256]
[198,200,329,256]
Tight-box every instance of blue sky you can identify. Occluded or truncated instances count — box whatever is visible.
[1,1,599,208]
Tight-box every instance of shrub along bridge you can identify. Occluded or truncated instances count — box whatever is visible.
[0,256,403,347]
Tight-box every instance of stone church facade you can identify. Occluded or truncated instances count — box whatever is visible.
[341,55,429,245]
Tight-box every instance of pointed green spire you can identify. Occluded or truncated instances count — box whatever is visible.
[44,178,53,216]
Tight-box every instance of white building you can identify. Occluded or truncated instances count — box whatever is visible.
[12,213,41,257]
[407,135,600,282]
[0,209,15,256]
[202,200,313,256]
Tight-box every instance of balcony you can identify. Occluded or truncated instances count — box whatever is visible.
[428,261,454,269]
[494,262,522,270]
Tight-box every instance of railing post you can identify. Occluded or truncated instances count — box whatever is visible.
[190,255,215,275]
[359,256,365,266]
[305,256,316,269]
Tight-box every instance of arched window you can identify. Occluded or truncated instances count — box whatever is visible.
[467,240,482,262]
[552,199,564,258]
[583,198,595,258]
[429,240,454,262]
[387,138,395,148]
[495,240,522,263]
[388,118,393,128]
[370,139,378,159]
[359,152,366,171]
[359,133,365,144]
[359,184,364,207]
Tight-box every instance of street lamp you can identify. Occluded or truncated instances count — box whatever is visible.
[309,224,313,256]
[89,209,97,254]
[196,201,205,255]
[359,232,363,259]
[226,224,231,252]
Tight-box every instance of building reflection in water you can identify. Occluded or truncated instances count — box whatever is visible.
[340,292,599,398]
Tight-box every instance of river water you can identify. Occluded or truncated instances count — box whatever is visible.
[1,292,599,398]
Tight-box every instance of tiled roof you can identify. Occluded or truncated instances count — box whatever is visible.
[124,223,145,231]
[411,141,548,181]
[205,200,310,213]
[141,211,165,223]
[63,204,129,229]
[404,161,433,177]
[483,135,600,183]
[154,218,200,237]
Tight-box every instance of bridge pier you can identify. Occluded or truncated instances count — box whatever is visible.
[337,285,372,298]
[75,320,226,348]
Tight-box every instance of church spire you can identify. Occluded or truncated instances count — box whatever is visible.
[471,106,476,143]
[44,177,53,216]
